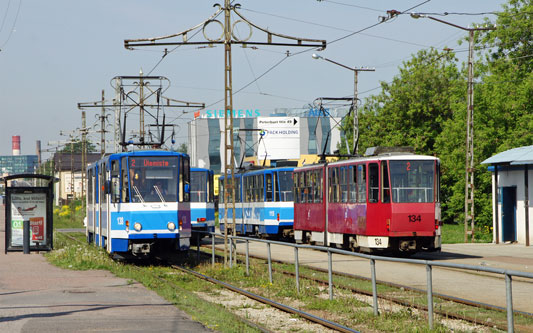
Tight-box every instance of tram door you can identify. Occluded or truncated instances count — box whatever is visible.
[500,186,517,242]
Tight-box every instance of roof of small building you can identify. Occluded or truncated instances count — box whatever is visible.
[481,145,533,165]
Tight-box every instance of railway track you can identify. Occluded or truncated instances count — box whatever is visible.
[57,231,359,332]
[200,242,533,332]
[57,231,532,331]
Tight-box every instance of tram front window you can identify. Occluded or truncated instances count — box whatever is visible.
[278,171,294,202]
[389,160,435,203]
[129,157,178,203]
[190,171,207,202]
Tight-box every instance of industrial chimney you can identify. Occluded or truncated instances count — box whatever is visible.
[12,135,21,156]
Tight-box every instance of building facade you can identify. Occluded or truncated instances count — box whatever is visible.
[188,114,344,173]
[0,155,38,176]
[482,145,533,246]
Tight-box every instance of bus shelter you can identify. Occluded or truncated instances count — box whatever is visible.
[3,174,54,253]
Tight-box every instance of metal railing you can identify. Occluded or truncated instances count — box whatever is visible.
[192,231,533,332]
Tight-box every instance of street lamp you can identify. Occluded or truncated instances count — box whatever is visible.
[410,13,496,243]
[312,53,375,155]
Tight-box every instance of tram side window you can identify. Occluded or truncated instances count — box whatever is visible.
[219,179,224,203]
[236,177,242,203]
[110,160,120,203]
[315,170,323,203]
[87,169,93,205]
[329,167,340,203]
[349,166,356,203]
[121,158,129,203]
[340,167,348,203]
[266,173,273,202]
[306,171,314,203]
[381,162,390,203]
[357,164,366,203]
[208,173,214,203]
[98,164,105,204]
[183,158,190,202]
[273,172,279,202]
[293,173,299,204]
[368,163,379,203]
[298,172,304,203]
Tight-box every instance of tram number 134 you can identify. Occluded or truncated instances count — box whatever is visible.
[408,215,422,223]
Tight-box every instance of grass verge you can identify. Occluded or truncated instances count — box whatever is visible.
[46,232,260,332]
[441,222,492,244]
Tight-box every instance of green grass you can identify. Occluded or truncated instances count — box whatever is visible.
[441,223,492,244]
[53,200,85,229]
[46,232,261,332]
[47,233,533,332]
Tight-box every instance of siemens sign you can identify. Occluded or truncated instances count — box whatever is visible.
[205,109,261,118]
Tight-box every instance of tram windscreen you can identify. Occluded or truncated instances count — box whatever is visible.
[278,171,294,202]
[129,157,178,203]
[389,160,435,203]
[190,171,207,202]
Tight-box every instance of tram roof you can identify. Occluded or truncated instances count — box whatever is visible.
[219,166,295,179]
[294,154,438,170]
[87,150,188,167]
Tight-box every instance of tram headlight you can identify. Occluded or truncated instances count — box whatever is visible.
[133,222,142,232]
[167,222,176,231]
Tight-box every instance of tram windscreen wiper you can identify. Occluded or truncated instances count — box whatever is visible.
[153,185,166,203]
[132,185,145,203]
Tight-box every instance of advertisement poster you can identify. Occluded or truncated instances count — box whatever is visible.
[10,193,47,246]
[257,117,300,160]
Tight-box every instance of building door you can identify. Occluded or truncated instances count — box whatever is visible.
[500,186,517,242]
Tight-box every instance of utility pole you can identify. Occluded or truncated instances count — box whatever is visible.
[311,54,374,155]
[101,90,106,158]
[114,77,122,153]
[79,78,204,153]
[81,111,87,199]
[125,1,326,266]
[352,67,375,155]
[409,13,495,243]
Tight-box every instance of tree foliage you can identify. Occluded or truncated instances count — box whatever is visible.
[58,140,97,154]
[343,0,533,232]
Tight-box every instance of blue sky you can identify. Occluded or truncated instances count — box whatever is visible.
[0,0,504,158]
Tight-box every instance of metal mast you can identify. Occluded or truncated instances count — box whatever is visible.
[223,0,236,264]
[79,77,203,151]
[464,30,475,242]
[124,2,326,265]
[409,13,495,242]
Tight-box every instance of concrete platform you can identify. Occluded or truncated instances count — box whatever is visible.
[0,205,211,333]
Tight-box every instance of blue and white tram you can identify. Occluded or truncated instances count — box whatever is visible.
[219,167,294,238]
[190,168,215,237]
[86,150,191,257]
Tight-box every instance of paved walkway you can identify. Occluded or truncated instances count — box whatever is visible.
[0,205,211,332]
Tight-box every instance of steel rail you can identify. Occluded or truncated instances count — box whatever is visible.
[198,244,523,331]
[170,264,360,333]
[200,242,533,318]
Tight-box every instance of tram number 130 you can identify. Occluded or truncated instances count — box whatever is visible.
[408,214,422,223]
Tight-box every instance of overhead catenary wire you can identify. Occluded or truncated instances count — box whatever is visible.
[0,0,22,51]
[204,0,433,110]
[0,0,12,35]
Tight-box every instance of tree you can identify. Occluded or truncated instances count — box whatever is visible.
[176,142,188,154]
[355,48,463,155]
[58,140,97,153]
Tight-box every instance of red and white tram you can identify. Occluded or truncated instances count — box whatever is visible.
[293,149,441,254]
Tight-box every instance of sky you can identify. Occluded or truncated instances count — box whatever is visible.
[0,0,505,159]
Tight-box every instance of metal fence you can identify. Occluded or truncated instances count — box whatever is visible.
[194,231,533,332]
